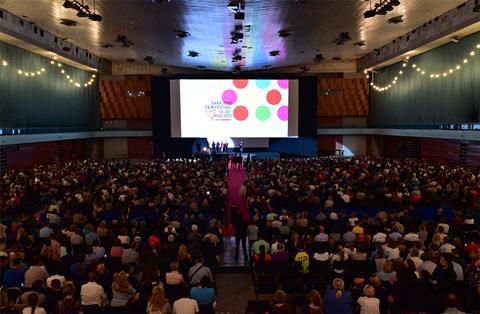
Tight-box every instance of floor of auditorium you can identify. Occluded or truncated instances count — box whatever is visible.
[216,236,254,313]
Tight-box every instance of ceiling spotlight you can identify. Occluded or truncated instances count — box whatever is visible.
[269,50,280,57]
[227,0,245,13]
[278,30,292,38]
[232,55,243,62]
[234,12,245,20]
[364,9,376,18]
[175,31,191,38]
[313,53,324,63]
[89,13,102,21]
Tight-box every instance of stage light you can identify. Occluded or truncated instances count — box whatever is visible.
[61,69,65,74]
[89,13,102,21]
[412,64,416,68]
[57,63,62,67]
[41,68,45,72]
[443,73,447,77]
[421,71,425,75]
[390,0,400,6]
[449,69,453,73]
[2,60,7,66]
[464,59,468,63]
[63,0,75,9]
[364,9,376,18]
[470,51,475,56]
[399,71,403,75]
[402,63,407,67]
[456,65,461,70]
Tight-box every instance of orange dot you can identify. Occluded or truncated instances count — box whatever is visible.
[266,89,282,105]
[233,79,248,89]
[233,106,248,121]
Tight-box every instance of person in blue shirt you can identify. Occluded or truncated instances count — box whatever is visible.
[190,276,215,306]
[324,278,352,314]
[2,258,25,288]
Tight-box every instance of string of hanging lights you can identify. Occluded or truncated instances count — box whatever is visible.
[0,54,96,88]
[367,42,480,92]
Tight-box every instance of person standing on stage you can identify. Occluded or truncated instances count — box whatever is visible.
[239,141,243,154]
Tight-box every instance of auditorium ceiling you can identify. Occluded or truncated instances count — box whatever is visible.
[0,0,468,71]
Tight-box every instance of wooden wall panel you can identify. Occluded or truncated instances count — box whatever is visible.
[4,140,87,170]
[317,78,369,117]
[100,79,151,119]
[421,138,460,164]
[128,138,153,159]
[317,135,342,156]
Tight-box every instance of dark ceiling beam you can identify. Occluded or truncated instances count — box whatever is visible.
[358,0,480,71]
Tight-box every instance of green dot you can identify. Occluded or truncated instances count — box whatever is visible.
[256,106,271,121]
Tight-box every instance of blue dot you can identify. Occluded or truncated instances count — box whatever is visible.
[255,80,271,89]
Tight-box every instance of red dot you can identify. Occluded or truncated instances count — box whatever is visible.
[267,90,282,105]
[233,79,248,89]
[233,106,248,121]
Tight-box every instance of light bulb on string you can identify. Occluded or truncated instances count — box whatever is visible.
[470,51,475,56]
[2,60,7,66]
[464,59,468,63]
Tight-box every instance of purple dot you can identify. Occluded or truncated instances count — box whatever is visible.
[222,89,237,105]
[278,80,289,89]
[277,106,288,121]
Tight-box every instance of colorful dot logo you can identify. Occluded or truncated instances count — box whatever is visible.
[222,89,237,105]
[266,90,282,105]
[233,105,248,121]
[277,106,288,121]
[278,80,289,89]
[256,106,271,121]
[233,79,248,89]
[255,80,271,89]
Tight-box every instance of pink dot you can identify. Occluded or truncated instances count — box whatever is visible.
[278,80,289,89]
[222,89,237,105]
[277,106,288,121]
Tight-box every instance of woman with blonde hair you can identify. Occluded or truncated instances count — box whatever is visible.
[147,285,172,314]
[110,271,137,309]
[357,284,380,314]
[324,278,352,314]
[377,259,396,283]
[308,289,324,314]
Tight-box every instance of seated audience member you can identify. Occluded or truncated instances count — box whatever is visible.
[166,261,184,285]
[269,290,293,314]
[2,258,25,288]
[20,280,47,306]
[188,255,213,287]
[324,278,352,314]
[24,256,49,289]
[56,283,82,314]
[147,285,172,314]
[172,285,199,314]
[308,289,324,314]
[44,279,64,313]
[253,244,272,273]
[442,293,466,314]
[357,284,380,314]
[190,276,215,307]
[110,271,137,309]
[80,272,107,313]
[22,293,47,314]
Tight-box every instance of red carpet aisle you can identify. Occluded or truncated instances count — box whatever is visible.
[226,165,249,228]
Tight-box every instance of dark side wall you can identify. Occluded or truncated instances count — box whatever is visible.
[0,41,100,131]
[370,31,480,127]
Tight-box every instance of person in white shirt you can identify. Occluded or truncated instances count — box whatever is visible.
[22,293,46,314]
[314,226,329,243]
[172,286,199,314]
[357,285,380,314]
[417,254,437,275]
[46,274,66,288]
[80,272,107,310]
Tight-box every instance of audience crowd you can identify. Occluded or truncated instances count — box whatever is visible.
[237,157,480,313]
[0,156,479,313]
[1,159,226,313]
